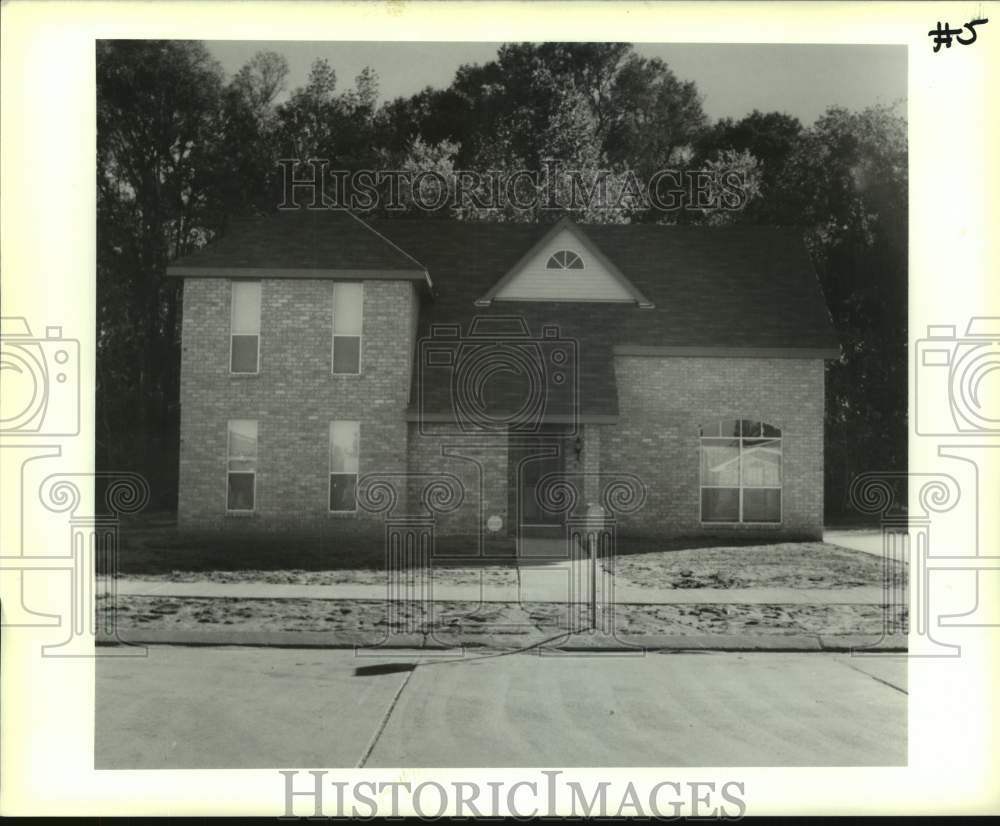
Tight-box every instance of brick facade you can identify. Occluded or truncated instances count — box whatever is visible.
[177,277,418,531]
[177,279,826,540]
[605,355,826,539]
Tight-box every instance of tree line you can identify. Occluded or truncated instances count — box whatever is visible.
[97,40,907,517]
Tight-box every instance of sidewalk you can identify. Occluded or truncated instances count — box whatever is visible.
[824,529,885,558]
[100,627,904,653]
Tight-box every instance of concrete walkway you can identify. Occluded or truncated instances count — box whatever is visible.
[824,529,886,558]
[114,577,889,605]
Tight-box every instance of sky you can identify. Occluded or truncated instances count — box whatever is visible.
[204,41,907,126]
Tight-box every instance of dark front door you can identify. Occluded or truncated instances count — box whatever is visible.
[513,433,567,529]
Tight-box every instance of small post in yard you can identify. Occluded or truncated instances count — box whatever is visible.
[585,502,606,631]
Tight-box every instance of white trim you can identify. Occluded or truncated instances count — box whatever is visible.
[331,282,363,375]
[229,280,261,375]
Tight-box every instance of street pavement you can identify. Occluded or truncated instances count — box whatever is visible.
[96,645,906,769]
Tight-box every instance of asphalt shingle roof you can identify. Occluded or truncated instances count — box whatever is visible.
[169,211,839,423]
[368,219,839,421]
[167,209,425,274]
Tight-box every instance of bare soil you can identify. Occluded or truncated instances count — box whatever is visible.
[610,542,902,590]
[106,595,905,638]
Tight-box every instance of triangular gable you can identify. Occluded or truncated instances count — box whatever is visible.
[474,217,654,308]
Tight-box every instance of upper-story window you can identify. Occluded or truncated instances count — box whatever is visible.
[230,281,261,374]
[699,419,782,524]
[545,250,585,270]
[332,282,363,374]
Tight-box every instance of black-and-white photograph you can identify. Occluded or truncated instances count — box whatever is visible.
[90,37,910,775]
[9,0,1000,814]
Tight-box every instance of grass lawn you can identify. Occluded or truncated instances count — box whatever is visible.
[117,514,516,583]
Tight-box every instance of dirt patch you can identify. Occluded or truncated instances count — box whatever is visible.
[106,595,905,639]
[611,542,904,590]
[607,603,905,636]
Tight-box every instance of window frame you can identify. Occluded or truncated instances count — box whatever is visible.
[226,418,258,515]
[545,249,586,270]
[698,419,783,525]
[328,420,360,514]
[229,280,262,375]
[331,282,364,376]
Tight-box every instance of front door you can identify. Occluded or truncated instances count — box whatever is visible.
[513,432,567,530]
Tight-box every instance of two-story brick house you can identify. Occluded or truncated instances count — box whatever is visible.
[167,208,839,540]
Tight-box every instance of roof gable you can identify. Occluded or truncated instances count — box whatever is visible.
[475,218,654,308]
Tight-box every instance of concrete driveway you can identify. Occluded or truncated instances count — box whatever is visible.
[96,646,905,768]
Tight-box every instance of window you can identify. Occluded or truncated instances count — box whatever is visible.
[332,282,363,374]
[230,281,261,373]
[329,420,360,512]
[545,250,584,270]
[227,419,257,512]
[699,419,782,523]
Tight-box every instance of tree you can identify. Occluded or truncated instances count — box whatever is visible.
[97,40,225,504]
[605,54,708,178]
[216,51,289,215]
[693,110,802,221]
[770,104,908,514]
[692,148,764,226]
[276,58,339,160]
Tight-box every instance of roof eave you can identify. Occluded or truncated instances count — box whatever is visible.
[613,344,841,360]
[165,266,428,282]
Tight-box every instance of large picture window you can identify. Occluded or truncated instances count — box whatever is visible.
[230,281,261,374]
[699,419,782,523]
[329,420,360,512]
[227,419,258,512]
[332,282,363,374]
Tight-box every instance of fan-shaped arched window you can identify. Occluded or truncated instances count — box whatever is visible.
[545,250,585,270]
[699,419,782,523]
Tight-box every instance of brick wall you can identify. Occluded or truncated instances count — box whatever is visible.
[405,424,510,538]
[178,281,827,542]
[177,277,418,531]
[605,356,826,539]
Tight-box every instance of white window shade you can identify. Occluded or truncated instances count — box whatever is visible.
[332,282,363,374]
[231,282,261,334]
[333,283,363,335]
